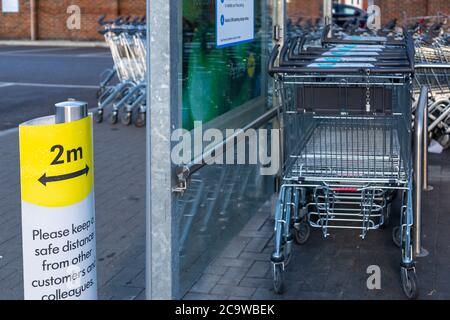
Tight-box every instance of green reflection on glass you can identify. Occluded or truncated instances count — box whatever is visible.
[182,0,262,130]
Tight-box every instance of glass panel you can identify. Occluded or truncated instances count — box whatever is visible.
[177,0,274,297]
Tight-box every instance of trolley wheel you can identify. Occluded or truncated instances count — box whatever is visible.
[121,111,132,126]
[392,226,401,248]
[135,111,146,128]
[293,221,310,245]
[438,134,450,149]
[273,264,284,295]
[95,110,103,123]
[110,111,119,125]
[401,267,418,299]
[381,202,391,228]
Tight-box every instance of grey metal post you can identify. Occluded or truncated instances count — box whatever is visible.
[55,100,88,124]
[422,89,433,192]
[272,0,286,180]
[414,86,429,258]
[145,0,152,300]
[146,0,181,300]
[323,0,333,27]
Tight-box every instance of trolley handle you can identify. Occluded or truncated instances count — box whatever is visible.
[321,24,407,46]
[288,36,307,60]
[131,16,141,26]
[268,44,281,77]
[321,24,331,45]
[405,31,415,70]
[114,16,124,25]
[98,15,107,26]
[268,44,414,76]
[97,28,109,35]
[98,15,116,28]
[332,187,359,193]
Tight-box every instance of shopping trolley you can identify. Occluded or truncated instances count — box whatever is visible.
[267,31,423,299]
[96,15,147,127]
[413,28,450,147]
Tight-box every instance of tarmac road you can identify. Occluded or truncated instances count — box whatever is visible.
[0,46,114,131]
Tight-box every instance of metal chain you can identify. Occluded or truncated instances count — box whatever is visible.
[365,69,371,112]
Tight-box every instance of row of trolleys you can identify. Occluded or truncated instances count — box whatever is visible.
[267,30,425,299]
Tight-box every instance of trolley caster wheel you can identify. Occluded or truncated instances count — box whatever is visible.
[392,226,401,248]
[293,221,310,245]
[95,110,103,123]
[110,111,119,125]
[135,112,146,128]
[401,268,418,300]
[121,112,132,126]
[273,264,284,294]
[438,134,450,149]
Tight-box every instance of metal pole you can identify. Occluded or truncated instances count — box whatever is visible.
[422,88,433,192]
[145,0,152,300]
[146,0,180,300]
[323,0,333,33]
[175,107,279,188]
[272,0,285,183]
[55,100,88,124]
[414,86,429,258]
[30,0,37,41]
[273,0,286,45]
[415,63,450,70]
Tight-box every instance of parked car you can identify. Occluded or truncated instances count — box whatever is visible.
[333,3,367,28]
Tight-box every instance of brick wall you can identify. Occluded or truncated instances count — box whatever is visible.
[428,0,450,15]
[0,0,31,40]
[374,0,449,25]
[0,0,146,41]
[287,0,323,23]
[1,1,448,41]
[37,0,119,41]
[118,0,145,17]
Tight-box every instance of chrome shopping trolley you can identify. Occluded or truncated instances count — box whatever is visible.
[267,31,424,299]
[414,34,450,147]
[96,15,147,127]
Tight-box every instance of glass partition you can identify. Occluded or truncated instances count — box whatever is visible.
[176,0,274,296]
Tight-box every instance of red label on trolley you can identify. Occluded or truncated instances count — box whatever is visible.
[332,187,359,193]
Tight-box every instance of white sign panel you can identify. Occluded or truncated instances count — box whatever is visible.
[21,195,97,300]
[2,0,19,13]
[216,0,254,48]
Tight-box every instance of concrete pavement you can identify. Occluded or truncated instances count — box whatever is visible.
[185,153,450,300]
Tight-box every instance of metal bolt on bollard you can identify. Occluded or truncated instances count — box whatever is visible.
[55,99,88,124]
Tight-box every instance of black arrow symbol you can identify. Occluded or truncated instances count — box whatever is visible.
[39,165,90,186]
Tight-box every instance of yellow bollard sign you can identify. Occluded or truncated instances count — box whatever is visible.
[19,113,97,300]
[20,116,93,207]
